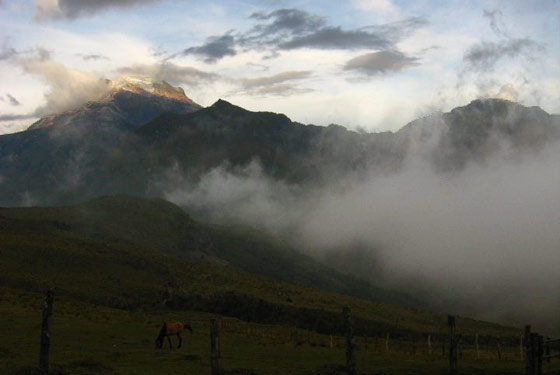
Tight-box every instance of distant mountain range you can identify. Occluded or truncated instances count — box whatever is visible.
[1,78,558,207]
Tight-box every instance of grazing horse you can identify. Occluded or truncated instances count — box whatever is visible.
[155,322,193,349]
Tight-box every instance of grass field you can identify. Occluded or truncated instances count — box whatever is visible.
[3,287,557,375]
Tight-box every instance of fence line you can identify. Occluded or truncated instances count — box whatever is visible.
[34,289,558,375]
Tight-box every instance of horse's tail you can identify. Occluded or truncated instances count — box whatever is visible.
[184,323,193,334]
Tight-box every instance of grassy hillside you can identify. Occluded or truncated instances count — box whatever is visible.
[0,195,418,309]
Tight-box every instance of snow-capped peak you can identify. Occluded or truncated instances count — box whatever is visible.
[108,75,194,103]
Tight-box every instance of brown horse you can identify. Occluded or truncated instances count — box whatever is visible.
[155,322,193,349]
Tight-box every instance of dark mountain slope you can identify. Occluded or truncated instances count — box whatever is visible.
[104,99,406,195]
[399,99,560,171]
[0,195,417,307]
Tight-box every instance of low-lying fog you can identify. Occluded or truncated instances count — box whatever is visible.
[165,113,560,334]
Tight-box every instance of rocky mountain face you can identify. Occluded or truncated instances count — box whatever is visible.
[0,78,558,207]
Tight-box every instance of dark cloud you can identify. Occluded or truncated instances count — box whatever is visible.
[483,9,506,36]
[34,0,164,21]
[243,9,425,52]
[344,50,419,75]
[77,53,110,61]
[182,33,236,63]
[6,93,21,106]
[463,38,542,73]
[116,62,219,87]
[246,8,326,44]
[239,70,312,96]
[280,27,391,50]
[369,17,427,42]
[180,8,426,62]
[461,9,544,78]
[0,39,17,61]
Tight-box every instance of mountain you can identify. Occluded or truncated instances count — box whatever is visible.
[1,86,558,207]
[401,98,560,171]
[0,77,202,206]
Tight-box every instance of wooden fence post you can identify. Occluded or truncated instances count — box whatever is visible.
[525,325,532,375]
[476,333,480,360]
[530,333,538,375]
[545,337,550,364]
[497,337,502,360]
[428,335,432,356]
[343,307,356,375]
[39,289,54,375]
[448,315,458,375]
[536,335,543,375]
[210,318,221,375]
[386,332,390,353]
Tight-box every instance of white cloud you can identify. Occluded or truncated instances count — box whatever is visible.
[16,51,109,116]
[493,83,519,102]
[351,0,399,16]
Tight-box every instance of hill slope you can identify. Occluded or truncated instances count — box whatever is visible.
[0,195,416,308]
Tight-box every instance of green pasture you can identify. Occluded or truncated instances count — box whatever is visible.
[2,287,554,375]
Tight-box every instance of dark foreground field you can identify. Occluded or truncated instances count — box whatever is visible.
[3,287,555,375]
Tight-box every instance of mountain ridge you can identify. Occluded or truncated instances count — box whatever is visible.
[1,90,559,207]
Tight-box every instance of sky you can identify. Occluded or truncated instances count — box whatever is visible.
[0,0,559,134]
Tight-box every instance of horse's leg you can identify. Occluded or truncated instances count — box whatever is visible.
[167,335,172,349]
[177,332,182,348]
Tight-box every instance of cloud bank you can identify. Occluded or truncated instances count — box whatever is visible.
[16,49,109,116]
[163,112,560,333]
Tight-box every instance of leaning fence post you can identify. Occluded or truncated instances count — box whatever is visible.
[39,289,54,375]
[343,307,356,375]
[448,315,458,375]
[210,318,221,375]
